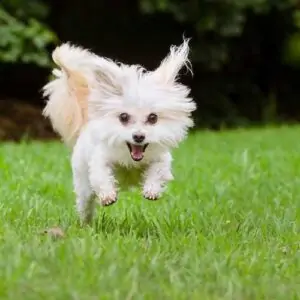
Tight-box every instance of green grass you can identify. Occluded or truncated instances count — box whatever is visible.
[0,126,300,300]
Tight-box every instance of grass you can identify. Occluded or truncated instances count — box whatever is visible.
[0,125,300,300]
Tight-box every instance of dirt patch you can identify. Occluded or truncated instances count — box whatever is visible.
[0,99,57,141]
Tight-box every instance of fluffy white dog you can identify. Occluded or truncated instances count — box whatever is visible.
[42,39,196,223]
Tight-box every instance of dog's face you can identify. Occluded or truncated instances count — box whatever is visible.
[111,108,161,162]
[88,39,196,162]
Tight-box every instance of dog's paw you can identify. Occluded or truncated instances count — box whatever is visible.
[143,188,161,201]
[98,192,118,206]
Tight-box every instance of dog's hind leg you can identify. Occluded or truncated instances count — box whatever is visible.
[73,167,95,224]
[72,147,95,224]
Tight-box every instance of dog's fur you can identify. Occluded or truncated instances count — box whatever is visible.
[42,39,196,223]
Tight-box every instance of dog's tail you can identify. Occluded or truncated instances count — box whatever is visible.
[42,43,98,146]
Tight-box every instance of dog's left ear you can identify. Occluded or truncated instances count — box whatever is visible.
[151,38,192,85]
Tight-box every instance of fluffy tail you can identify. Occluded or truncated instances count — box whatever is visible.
[42,43,98,146]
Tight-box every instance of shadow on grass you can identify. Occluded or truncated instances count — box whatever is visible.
[93,212,162,238]
[90,207,202,238]
[93,214,161,238]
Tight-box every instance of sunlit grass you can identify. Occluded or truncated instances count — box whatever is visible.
[0,126,300,299]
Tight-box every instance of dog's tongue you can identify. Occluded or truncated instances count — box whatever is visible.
[131,145,144,161]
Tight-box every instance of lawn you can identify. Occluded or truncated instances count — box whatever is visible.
[0,126,300,300]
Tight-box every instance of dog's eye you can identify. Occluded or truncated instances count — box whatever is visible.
[119,113,130,124]
[147,113,158,125]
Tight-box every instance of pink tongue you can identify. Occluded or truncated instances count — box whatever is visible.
[131,145,144,161]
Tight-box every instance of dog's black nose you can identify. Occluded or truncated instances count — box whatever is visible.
[133,133,145,143]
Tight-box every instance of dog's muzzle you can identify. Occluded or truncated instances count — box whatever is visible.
[126,142,149,161]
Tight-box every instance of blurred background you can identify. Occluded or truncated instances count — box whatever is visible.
[1,0,300,141]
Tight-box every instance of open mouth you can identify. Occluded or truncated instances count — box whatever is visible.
[126,142,149,161]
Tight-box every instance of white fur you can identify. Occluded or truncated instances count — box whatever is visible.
[43,39,196,223]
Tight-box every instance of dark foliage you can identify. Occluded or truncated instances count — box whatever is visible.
[1,0,300,129]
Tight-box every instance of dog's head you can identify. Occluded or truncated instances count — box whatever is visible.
[88,39,196,162]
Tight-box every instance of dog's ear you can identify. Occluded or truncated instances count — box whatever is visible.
[151,38,192,85]
[51,43,123,97]
[94,58,123,97]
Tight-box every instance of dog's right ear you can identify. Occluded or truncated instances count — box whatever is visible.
[52,43,123,97]
[93,57,123,97]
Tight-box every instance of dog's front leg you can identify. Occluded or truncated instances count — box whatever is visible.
[143,152,174,200]
[88,150,117,206]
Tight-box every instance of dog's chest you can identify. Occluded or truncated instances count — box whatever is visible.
[113,165,146,189]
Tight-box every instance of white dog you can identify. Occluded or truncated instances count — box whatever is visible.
[42,39,196,223]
